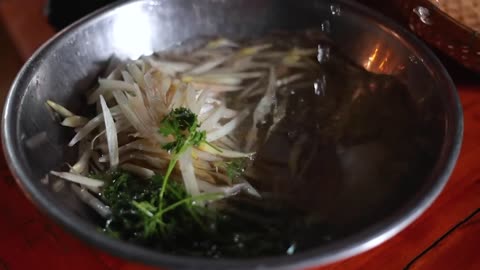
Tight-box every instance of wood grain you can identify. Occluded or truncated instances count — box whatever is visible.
[407,209,480,270]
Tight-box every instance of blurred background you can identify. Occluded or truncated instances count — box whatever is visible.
[0,23,20,104]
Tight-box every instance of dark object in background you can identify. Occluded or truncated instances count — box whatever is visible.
[45,0,118,30]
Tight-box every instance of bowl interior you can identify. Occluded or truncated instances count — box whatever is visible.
[3,0,461,269]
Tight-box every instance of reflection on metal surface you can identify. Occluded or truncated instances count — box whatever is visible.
[363,44,392,73]
[409,55,420,64]
[378,51,391,72]
[413,6,432,25]
[112,5,154,59]
[364,46,379,70]
[24,131,48,149]
[317,44,331,63]
[321,20,331,33]
[330,4,342,16]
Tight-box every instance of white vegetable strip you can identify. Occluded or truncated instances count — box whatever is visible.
[52,179,65,192]
[61,115,89,127]
[147,58,193,75]
[50,171,104,188]
[237,77,264,99]
[192,90,209,115]
[246,67,276,151]
[120,163,155,178]
[91,151,105,172]
[71,184,111,218]
[190,82,243,92]
[182,74,243,85]
[69,115,103,146]
[100,95,119,168]
[201,71,264,79]
[276,73,304,87]
[192,149,222,162]
[198,142,254,158]
[127,152,169,168]
[68,105,121,146]
[217,135,238,150]
[206,109,249,142]
[178,148,200,196]
[194,169,216,184]
[88,79,136,104]
[143,71,170,116]
[90,130,106,150]
[193,159,212,170]
[222,108,238,119]
[200,106,225,131]
[113,91,166,144]
[71,148,92,175]
[117,139,168,156]
[126,62,146,89]
[197,180,259,198]
[185,84,197,112]
[238,179,261,198]
[121,70,135,84]
[187,55,229,74]
[46,100,74,118]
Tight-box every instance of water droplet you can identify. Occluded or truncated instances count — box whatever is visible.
[314,75,327,96]
[413,6,432,25]
[52,179,65,192]
[233,233,240,243]
[287,130,298,140]
[290,90,296,95]
[409,55,419,64]
[317,44,331,63]
[299,98,305,103]
[330,4,341,16]
[321,20,331,33]
[286,243,296,255]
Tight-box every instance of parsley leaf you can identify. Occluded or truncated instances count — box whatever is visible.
[157,107,207,218]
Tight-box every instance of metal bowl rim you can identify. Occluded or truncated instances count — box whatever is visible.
[1,0,463,269]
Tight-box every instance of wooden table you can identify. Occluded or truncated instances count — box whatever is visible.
[0,1,479,269]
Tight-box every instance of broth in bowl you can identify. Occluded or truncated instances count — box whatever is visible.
[45,30,437,258]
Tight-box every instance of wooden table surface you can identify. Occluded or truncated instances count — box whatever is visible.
[0,1,479,269]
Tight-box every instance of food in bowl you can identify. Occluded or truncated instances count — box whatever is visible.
[45,30,437,258]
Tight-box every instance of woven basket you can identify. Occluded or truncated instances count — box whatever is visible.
[397,0,480,72]
[434,0,480,32]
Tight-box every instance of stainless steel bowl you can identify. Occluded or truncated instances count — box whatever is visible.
[1,0,463,269]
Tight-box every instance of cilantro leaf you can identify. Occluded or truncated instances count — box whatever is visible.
[157,107,208,217]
